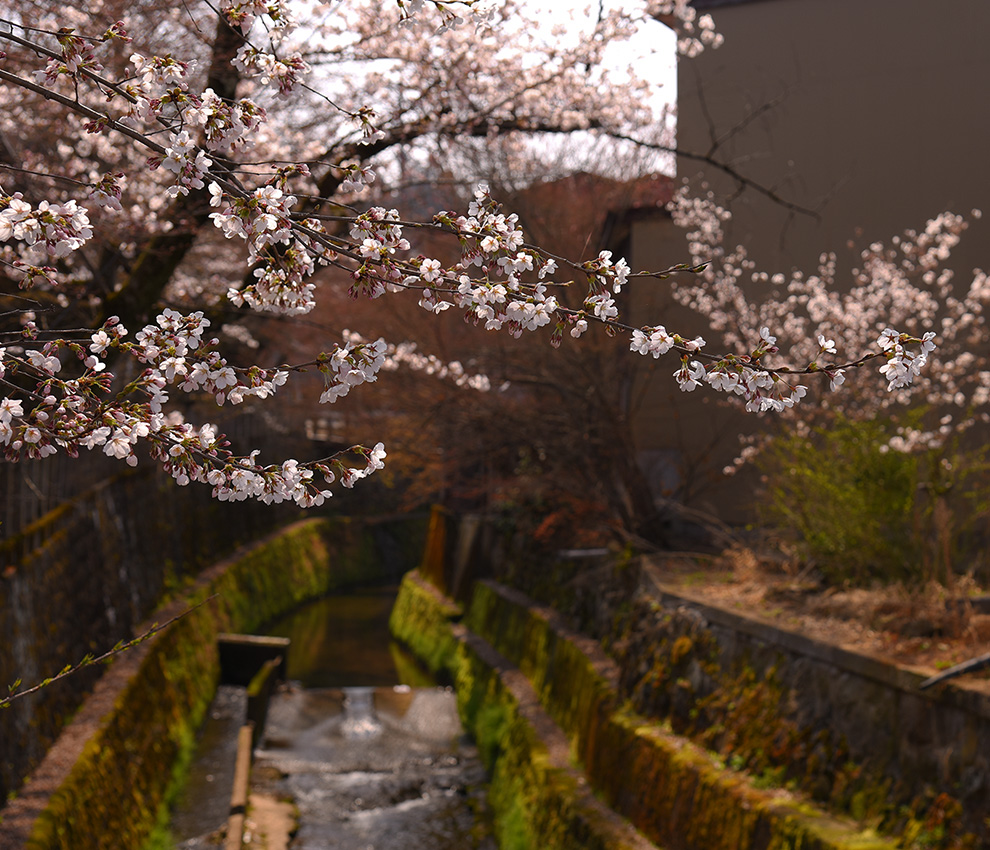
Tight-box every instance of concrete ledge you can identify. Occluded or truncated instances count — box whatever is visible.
[219,634,290,686]
[464,578,896,850]
[246,656,284,748]
[392,571,895,850]
[223,725,254,850]
[392,571,657,850]
[648,571,990,719]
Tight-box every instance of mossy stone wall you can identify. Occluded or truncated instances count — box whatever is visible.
[386,566,463,677]
[390,571,654,850]
[5,515,425,850]
[611,581,990,846]
[455,639,649,850]
[465,533,990,847]
[391,571,894,850]
[467,579,894,850]
[0,469,299,804]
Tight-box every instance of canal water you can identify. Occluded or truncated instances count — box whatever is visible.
[263,584,437,688]
[254,685,493,849]
[169,584,494,849]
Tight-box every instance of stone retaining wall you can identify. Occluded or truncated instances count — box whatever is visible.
[389,572,657,850]
[391,571,896,850]
[467,530,990,847]
[0,515,426,850]
[615,571,990,845]
[0,469,298,804]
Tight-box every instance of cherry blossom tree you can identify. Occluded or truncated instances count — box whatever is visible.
[669,188,986,447]
[0,0,941,512]
[663,182,990,582]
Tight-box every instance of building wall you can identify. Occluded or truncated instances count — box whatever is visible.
[624,0,990,525]
[677,0,990,275]
[623,215,755,520]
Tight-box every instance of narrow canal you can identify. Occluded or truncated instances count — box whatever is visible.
[168,584,494,849]
[263,584,436,689]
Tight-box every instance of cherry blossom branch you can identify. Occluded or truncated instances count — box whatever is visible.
[0,0,945,506]
[0,67,168,156]
[0,21,141,108]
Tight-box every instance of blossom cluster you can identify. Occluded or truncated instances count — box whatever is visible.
[395,0,499,31]
[379,340,492,392]
[0,311,384,505]
[667,185,990,484]
[232,45,309,96]
[218,0,311,93]
[344,186,637,351]
[877,328,937,391]
[155,131,213,198]
[349,207,412,299]
[667,187,954,407]
[418,185,562,334]
[210,177,333,316]
[0,0,950,511]
[649,0,724,57]
[0,194,93,259]
[128,52,269,158]
[317,336,388,404]
[32,24,109,86]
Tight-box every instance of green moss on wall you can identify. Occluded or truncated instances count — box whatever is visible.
[0,466,303,806]
[464,581,618,769]
[396,571,900,850]
[388,571,463,678]
[454,637,644,850]
[24,516,426,850]
[391,573,648,850]
[609,598,982,847]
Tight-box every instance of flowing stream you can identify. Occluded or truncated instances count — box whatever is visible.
[168,584,493,849]
[254,685,492,849]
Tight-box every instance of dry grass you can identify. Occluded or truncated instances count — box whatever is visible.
[653,544,990,679]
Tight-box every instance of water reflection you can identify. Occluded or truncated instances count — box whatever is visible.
[263,584,433,688]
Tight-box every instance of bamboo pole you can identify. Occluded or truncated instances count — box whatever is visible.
[225,723,255,850]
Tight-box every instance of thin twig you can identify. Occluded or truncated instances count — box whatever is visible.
[918,650,990,690]
[0,594,217,708]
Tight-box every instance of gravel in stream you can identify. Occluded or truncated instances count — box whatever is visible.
[252,684,495,850]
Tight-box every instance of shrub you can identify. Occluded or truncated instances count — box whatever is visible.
[758,413,990,586]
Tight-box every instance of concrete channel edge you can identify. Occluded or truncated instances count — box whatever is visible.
[0,516,425,850]
[390,570,896,850]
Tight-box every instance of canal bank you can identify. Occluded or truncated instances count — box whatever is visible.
[390,570,901,850]
[407,508,990,847]
[8,508,989,849]
[0,516,427,850]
